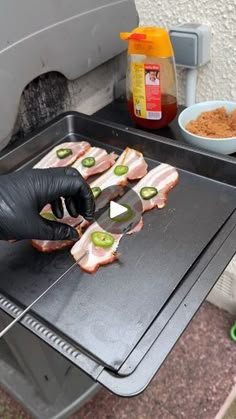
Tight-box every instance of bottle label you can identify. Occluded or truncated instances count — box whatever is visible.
[131,63,162,120]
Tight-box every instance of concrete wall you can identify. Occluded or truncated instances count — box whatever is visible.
[135,0,236,104]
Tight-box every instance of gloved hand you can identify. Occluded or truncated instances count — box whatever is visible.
[0,167,95,240]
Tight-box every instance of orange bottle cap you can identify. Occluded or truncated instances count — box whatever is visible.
[120,27,173,58]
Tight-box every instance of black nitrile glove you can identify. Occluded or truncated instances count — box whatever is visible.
[0,167,95,240]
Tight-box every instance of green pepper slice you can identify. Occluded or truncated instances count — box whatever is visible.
[230,323,236,342]
[114,165,129,176]
[41,212,57,221]
[109,204,133,222]
[82,157,96,168]
[140,186,158,200]
[91,187,102,200]
[91,231,114,248]
[56,148,73,159]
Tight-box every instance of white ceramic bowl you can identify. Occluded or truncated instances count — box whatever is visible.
[178,101,236,155]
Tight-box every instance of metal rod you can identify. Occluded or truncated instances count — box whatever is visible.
[0,253,87,339]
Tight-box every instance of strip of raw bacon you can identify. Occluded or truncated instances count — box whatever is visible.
[31,226,82,253]
[34,141,90,169]
[127,163,179,234]
[32,238,75,253]
[72,147,118,180]
[71,163,179,273]
[88,147,148,213]
[91,147,147,189]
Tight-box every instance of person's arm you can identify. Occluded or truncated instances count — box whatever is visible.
[0,167,95,241]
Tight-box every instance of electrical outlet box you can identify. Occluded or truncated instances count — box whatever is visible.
[169,23,211,68]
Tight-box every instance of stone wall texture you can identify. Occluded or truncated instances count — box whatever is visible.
[135,0,236,104]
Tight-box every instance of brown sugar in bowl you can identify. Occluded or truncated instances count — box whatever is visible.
[178,101,236,155]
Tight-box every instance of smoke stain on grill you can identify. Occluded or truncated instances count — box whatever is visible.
[11,72,71,146]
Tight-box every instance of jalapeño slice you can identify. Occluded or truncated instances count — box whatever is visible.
[82,157,96,168]
[91,186,102,200]
[114,165,129,176]
[140,186,158,200]
[56,148,72,159]
[230,323,236,342]
[91,231,114,248]
[41,212,57,221]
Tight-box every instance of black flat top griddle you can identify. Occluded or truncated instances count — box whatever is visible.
[0,111,235,396]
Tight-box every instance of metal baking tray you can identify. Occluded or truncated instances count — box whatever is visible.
[0,112,235,396]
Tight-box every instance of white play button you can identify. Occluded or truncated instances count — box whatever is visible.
[94,185,143,234]
[109,201,128,219]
